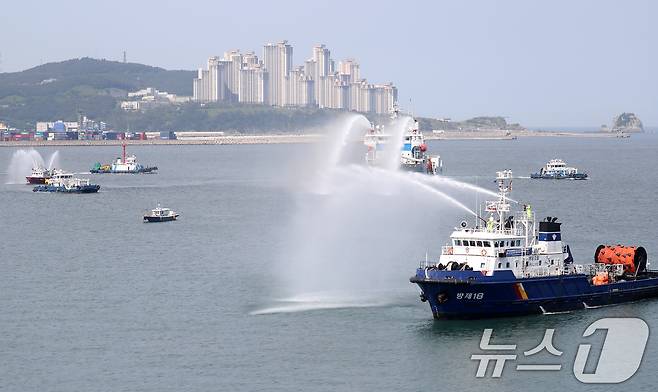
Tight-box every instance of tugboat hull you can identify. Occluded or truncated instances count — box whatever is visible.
[530,173,588,180]
[91,166,158,174]
[32,185,100,193]
[400,163,429,173]
[411,269,658,319]
[26,177,49,184]
[143,215,178,223]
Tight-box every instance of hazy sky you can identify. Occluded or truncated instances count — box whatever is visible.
[1,0,655,127]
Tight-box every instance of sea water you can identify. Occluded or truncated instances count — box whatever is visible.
[1,135,657,391]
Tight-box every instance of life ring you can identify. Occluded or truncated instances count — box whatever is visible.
[465,247,470,254]
[481,249,487,257]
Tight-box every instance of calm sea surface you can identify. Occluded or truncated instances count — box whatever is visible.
[1,134,657,391]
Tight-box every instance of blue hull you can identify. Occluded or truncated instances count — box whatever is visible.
[411,269,658,319]
[530,173,588,180]
[91,167,157,174]
[33,184,100,193]
[143,215,178,222]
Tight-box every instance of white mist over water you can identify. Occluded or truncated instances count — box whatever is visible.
[254,116,497,315]
[380,116,413,171]
[5,149,61,184]
[314,114,371,195]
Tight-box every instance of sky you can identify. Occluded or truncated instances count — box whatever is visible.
[0,0,656,127]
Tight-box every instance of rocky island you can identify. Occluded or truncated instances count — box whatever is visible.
[601,112,644,133]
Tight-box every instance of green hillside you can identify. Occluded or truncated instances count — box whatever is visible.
[0,57,525,133]
[0,58,194,129]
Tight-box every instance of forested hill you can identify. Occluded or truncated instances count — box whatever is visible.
[0,58,194,128]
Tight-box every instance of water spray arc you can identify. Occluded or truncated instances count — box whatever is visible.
[257,115,498,315]
[6,149,61,184]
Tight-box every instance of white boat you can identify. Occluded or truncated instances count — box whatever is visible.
[33,170,100,193]
[143,204,179,223]
[26,167,53,184]
[364,109,443,174]
[531,159,587,180]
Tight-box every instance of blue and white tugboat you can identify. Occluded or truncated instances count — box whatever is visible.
[531,159,587,180]
[411,170,658,319]
[364,110,443,174]
[33,170,100,193]
[143,204,179,223]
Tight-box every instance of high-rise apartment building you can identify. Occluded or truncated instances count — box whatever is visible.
[193,41,397,114]
[239,63,268,104]
[263,41,293,106]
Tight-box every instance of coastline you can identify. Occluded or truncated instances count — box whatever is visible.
[0,130,625,147]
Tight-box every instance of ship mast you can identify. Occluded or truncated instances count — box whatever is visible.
[122,142,126,163]
[485,170,513,232]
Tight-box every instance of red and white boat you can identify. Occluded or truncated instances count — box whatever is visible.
[25,167,53,184]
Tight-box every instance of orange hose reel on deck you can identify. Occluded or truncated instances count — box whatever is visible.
[594,245,648,274]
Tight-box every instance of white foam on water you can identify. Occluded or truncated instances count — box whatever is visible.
[250,291,407,315]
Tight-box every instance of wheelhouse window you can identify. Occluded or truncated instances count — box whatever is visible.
[454,240,461,246]
[469,240,476,247]
[476,241,483,247]
[483,241,491,247]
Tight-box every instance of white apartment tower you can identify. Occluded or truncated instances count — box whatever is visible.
[193,41,397,114]
[239,63,268,104]
[193,69,211,103]
[286,66,314,107]
[312,44,331,107]
[223,50,243,101]
[263,41,293,106]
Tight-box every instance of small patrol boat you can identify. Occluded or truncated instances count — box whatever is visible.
[143,204,179,223]
[26,167,53,184]
[91,144,157,174]
[364,109,443,174]
[32,170,100,193]
[411,170,658,319]
[531,159,587,180]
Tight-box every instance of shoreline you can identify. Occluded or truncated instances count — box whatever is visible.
[0,130,627,147]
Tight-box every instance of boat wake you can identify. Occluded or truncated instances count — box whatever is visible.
[250,292,404,315]
[539,305,572,315]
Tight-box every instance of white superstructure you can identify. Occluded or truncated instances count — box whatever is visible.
[110,154,140,173]
[364,110,443,174]
[438,170,573,278]
[45,170,93,189]
[536,159,582,177]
